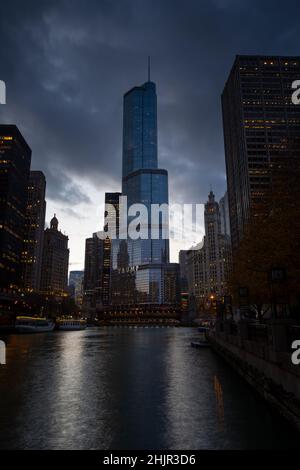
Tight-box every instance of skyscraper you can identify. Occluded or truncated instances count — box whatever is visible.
[40,215,69,296]
[82,232,104,314]
[219,191,230,237]
[21,171,46,291]
[0,125,31,290]
[103,192,121,306]
[222,55,300,250]
[69,270,84,306]
[203,190,231,300]
[179,249,191,293]
[111,69,170,305]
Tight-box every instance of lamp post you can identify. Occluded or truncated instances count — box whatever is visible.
[269,267,287,319]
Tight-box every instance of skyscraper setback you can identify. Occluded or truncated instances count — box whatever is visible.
[222,55,300,250]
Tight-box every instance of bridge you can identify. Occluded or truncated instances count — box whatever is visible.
[96,304,181,326]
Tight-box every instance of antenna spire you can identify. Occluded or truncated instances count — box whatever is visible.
[148,56,151,82]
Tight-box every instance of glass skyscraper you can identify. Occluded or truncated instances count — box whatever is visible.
[111,76,172,305]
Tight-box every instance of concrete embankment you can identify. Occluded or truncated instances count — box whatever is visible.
[208,320,300,431]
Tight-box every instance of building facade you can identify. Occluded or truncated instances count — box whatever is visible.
[40,215,69,296]
[21,171,46,291]
[0,125,31,291]
[222,55,300,249]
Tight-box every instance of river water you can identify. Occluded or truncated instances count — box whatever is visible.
[0,327,298,449]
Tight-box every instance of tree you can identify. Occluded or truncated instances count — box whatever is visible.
[229,158,300,322]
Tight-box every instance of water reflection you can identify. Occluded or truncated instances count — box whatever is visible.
[214,376,225,432]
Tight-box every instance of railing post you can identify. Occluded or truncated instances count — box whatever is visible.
[238,319,249,340]
[268,319,295,352]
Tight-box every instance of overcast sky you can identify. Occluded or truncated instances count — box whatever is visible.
[1,0,300,269]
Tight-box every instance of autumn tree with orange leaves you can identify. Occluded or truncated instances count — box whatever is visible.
[229,158,300,323]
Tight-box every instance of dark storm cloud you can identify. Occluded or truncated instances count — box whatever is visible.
[46,170,91,205]
[1,0,300,204]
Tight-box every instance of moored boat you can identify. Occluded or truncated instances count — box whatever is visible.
[15,316,55,333]
[57,318,87,331]
[191,326,210,348]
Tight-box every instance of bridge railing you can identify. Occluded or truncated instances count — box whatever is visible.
[248,323,268,343]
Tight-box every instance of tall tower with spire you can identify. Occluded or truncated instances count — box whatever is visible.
[203,190,231,301]
[111,61,172,305]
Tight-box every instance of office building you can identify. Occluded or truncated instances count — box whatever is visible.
[69,270,84,306]
[83,232,104,314]
[40,214,69,296]
[219,191,230,237]
[0,125,31,290]
[222,55,300,249]
[103,192,121,306]
[21,171,46,291]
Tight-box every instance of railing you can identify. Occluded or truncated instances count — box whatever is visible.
[216,319,300,352]
[230,322,238,336]
[248,323,268,343]
[288,325,300,344]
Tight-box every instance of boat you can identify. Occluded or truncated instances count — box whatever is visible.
[57,319,87,331]
[15,316,55,333]
[191,326,210,348]
[198,326,210,333]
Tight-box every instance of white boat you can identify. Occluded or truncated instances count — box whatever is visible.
[57,319,87,331]
[15,316,55,333]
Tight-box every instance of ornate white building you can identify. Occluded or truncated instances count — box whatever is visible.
[184,191,232,310]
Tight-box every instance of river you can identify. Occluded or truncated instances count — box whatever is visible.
[0,327,298,449]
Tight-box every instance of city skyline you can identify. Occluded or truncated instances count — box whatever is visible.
[0,1,300,453]
[2,0,300,269]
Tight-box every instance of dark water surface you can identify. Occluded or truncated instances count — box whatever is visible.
[0,327,298,449]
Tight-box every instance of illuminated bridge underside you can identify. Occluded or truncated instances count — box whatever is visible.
[97,304,180,325]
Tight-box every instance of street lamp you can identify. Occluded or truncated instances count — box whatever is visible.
[269,267,287,318]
